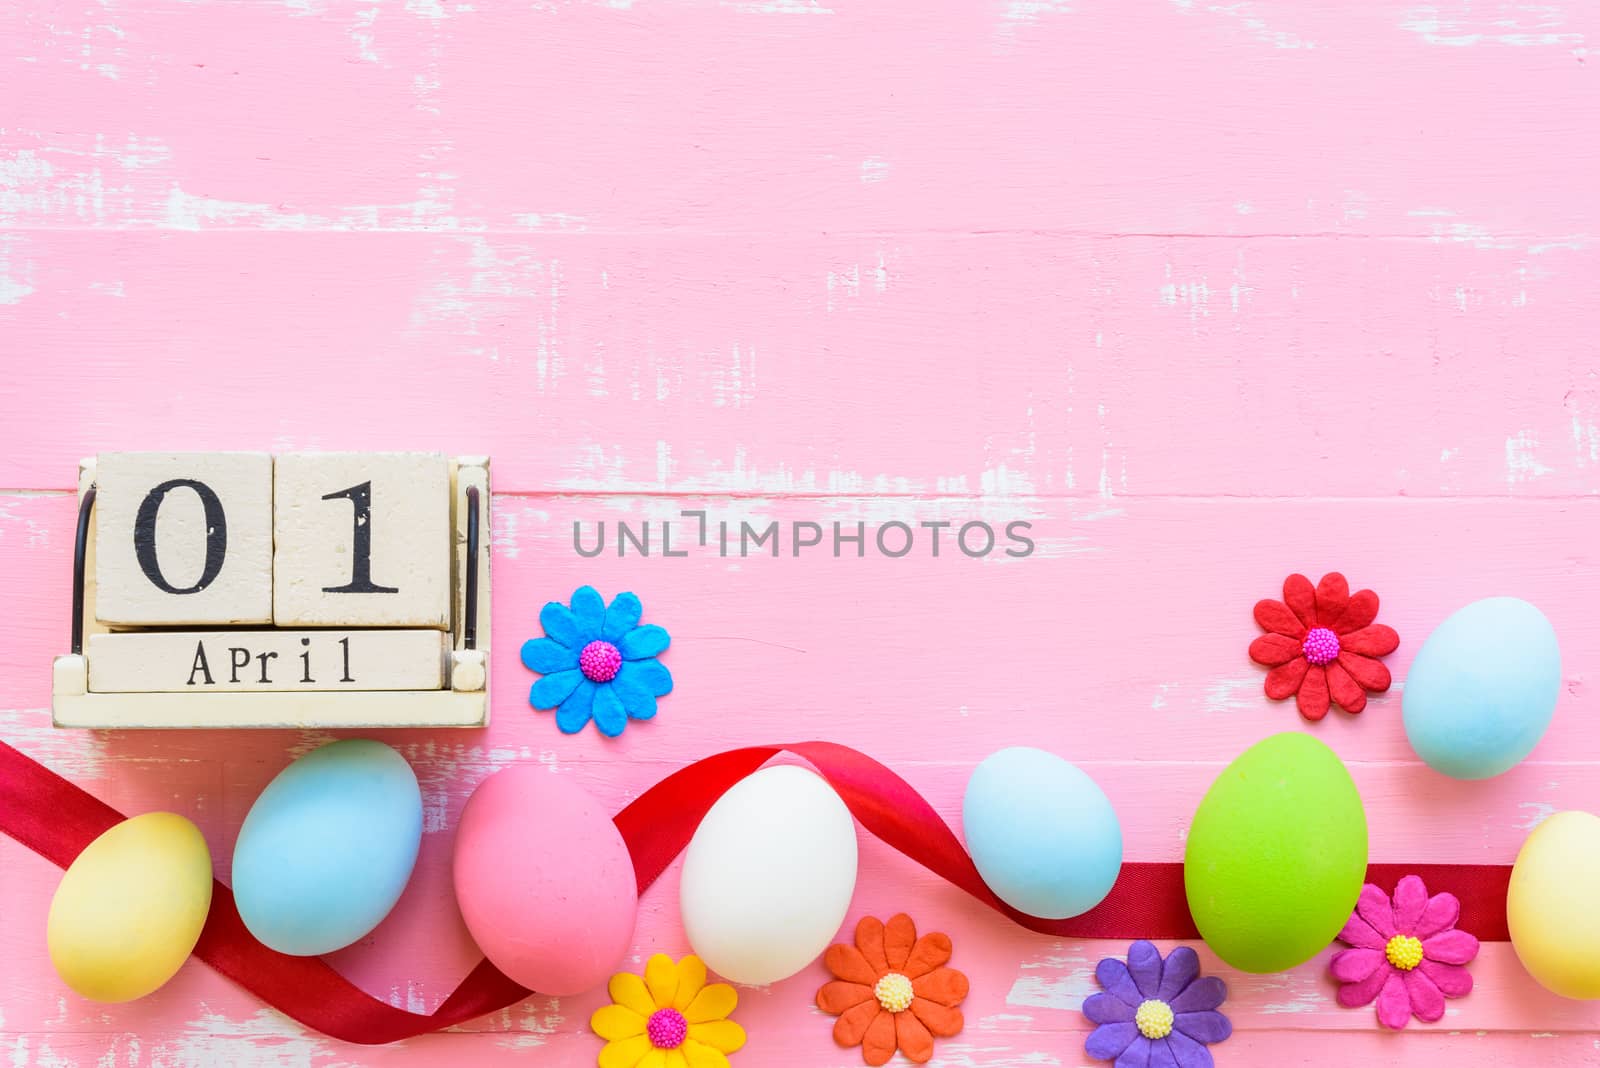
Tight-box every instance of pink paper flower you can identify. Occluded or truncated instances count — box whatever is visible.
[1330,876,1479,1029]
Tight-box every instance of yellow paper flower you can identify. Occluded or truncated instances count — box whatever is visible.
[591,953,747,1068]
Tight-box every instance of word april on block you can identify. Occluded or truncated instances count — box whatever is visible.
[87,631,448,693]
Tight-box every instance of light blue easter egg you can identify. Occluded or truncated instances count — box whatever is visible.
[233,739,422,955]
[962,747,1122,919]
[1403,597,1562,780]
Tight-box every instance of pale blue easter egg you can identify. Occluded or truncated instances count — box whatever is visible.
[233,739,422,955]
[962,747,1122,919]
[1403,597,1562,780]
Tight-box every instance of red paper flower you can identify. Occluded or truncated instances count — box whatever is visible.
[1249,573,1399,721]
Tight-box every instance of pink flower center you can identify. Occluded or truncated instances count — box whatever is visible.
[646,1007,688,1049]
[1302,627,1340,666]
[579,640,623,682]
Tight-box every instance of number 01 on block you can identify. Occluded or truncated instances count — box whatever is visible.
[52,452,491,729]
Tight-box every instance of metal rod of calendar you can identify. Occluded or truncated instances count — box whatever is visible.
[464,485,480,651]
[70,485,97,656]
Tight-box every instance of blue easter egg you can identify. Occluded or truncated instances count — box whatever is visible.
[962,747,1122,919]
[233,739,422,955]
[1403,597,1562,780]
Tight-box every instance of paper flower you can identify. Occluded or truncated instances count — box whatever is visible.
[590,953,745,1068]
[816,914,968,1066]
[1249,572,1400,721]
[1331,876,1479,1029]
[1083,941,1230,1068]
[522,586,673,737]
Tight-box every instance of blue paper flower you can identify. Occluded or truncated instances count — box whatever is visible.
[521,586,673,737]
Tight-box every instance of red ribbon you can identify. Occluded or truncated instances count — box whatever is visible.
[0,738,1511,1045]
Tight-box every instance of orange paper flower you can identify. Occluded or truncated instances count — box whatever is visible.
[815,914,968,1066]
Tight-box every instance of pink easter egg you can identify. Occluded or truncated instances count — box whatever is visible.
[453,766,637,996]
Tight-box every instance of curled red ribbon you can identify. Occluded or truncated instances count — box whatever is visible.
[0,738,1510,1045]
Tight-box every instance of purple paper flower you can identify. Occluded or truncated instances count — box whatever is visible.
[1330,875,1479,1029]
[1083,941,1231,1068]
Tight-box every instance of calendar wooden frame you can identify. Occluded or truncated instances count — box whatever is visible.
[51,455,492,729]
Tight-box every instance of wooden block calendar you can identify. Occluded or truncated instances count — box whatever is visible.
[52,452,491,729]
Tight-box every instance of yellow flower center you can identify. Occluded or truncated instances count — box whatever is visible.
[873,972,914,1013]
[1135,999,1174,1040]
[1385,934,1424,971]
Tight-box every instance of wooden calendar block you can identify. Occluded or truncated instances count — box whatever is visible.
[273,452,451,628]
[93,452,274,625]
[86,630,447,692]
[56,452,489,729]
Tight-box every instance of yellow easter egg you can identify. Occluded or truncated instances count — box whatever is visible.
[48,812,214,1003]
[1508,810,1600,999]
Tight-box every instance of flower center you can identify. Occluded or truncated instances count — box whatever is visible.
[578,640,623,682]
[1134,998,1174,1040]
[646,1007,688,1049]
[873,972,914,1013]
[1302,626,1341,666]
[1385,934,1424,971]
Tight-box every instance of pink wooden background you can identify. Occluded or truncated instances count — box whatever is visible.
[4,1,1600,1064]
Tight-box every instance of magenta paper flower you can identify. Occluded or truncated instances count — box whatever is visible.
[1330,876,1479,1029]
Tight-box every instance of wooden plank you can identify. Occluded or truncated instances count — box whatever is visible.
[86,630,448,693]
[2,3,1596,240]
[993,939,1600,1034]
[5,490,1598,766]
[50,689,486,730]
[1,231,1595,499]
[3,1024,1598,1067]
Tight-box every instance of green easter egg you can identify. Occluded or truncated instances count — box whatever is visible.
[1184,732,1368,973]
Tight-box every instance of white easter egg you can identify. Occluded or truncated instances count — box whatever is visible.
[680,765,858,985]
